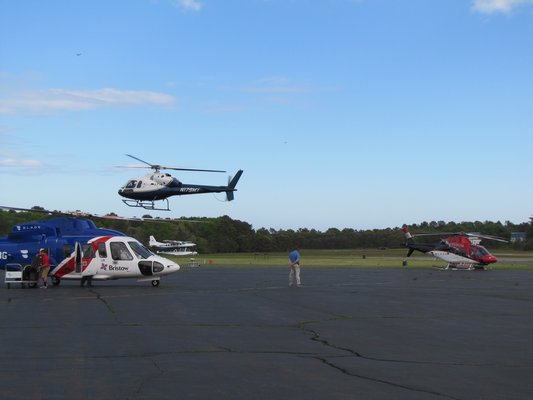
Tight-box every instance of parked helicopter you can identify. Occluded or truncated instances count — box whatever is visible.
[0,211,180,287]
[118,154,244,211]
[149,235,198,256]
[52,235,180,287]
[402,225,508,270]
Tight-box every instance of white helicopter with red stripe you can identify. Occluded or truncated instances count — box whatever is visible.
[51,235,180,287]
[402,225,508,270]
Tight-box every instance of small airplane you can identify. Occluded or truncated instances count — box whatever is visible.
[402,225,508,270]
[149,235,198,256]
[0,213,180,287]
[118,154,244,211]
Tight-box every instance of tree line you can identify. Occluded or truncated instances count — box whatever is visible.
[1,208,532,253]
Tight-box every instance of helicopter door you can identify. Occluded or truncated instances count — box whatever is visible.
[137,260,165,276]
[74,242,82,273]
[108,241,139,276]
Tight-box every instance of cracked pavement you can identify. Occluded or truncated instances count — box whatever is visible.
[1,267,533,399]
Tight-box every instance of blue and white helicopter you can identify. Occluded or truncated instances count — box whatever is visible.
[0,207,180,287]
[118,154,243,211]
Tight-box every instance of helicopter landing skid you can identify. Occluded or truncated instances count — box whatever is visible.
[122,199,170,211]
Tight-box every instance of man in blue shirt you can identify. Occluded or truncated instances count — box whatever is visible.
[288,247,301,287]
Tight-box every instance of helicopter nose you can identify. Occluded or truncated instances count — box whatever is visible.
[167,261,180,272]
[482,255,497,264]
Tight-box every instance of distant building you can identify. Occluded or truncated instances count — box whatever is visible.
[510,232,527,243]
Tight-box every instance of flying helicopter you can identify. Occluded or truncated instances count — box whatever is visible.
[118,154,244,211]
[402,225,508,270]
[0,208,180,287]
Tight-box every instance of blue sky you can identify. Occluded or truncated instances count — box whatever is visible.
[1,0,532,231]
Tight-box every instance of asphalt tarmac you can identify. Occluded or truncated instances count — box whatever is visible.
[1,266,533,400]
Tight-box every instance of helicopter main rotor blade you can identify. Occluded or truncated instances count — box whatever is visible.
[163,167,226,173]
[125,155,225,173]
[125,154,156,167]
[467,233,509,243]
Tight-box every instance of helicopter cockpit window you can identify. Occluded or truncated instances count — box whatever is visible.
[128,241,154,260]
[476,246,489,258]
[125,180,137,189]
[110,242,133,261]
[136,181,142,188]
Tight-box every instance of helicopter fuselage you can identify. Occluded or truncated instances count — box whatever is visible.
[118,173,231,201]
[0,217,125,270]
[118,170,243,210]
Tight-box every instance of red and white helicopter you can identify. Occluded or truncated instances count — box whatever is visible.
[51,235,180,287]
[402,225,508,270]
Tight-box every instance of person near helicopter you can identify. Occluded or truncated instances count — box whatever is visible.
[288,247,302,287]
[38,248,50,288]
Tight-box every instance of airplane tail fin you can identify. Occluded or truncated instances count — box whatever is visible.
[226,170,243,201]
[149,236,156,246]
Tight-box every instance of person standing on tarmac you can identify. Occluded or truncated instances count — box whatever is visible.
[288,247,301,288]
[80,275,93,287]
[38,248,50,289]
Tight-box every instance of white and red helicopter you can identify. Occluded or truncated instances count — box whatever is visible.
[402,225,508,270]
[51,235,180,287]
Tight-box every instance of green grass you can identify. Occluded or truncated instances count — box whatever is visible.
[167,249,533,270]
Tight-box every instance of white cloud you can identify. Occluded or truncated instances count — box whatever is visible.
[0,88,176,115]
[472,0,533,13]
[171,0,203,12]
[0,157,41,167]
[0,151,42,173]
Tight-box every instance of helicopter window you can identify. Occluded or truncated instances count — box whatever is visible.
[153,261,164,273]
[110,242,133,261]
[82,244,95,258]
[125,180,137,189]
[476,246,489,257]
[136,181,142,188]
[97,242,107,258]
[63,244,72,258]
[128,241,154,260]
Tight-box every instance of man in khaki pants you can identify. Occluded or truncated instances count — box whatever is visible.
[38,248,50,289]
[288,247,301,287]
